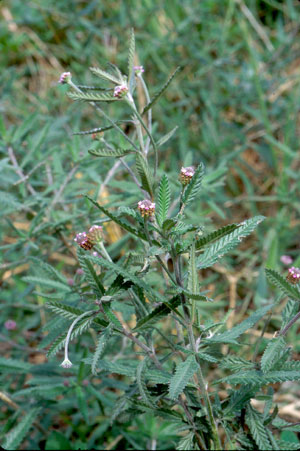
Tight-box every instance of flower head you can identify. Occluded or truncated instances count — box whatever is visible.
[138,199,155,218]
[67,278,74,286]
[76,268,84,276]
[280,255,293,265]
[60,358,73,369]
[58,72,72,84]
[113,84,128,98]
[74,232,94,251]
[179,166,195,185]
[88,225,103,244]
[92,251,101,258]
[286,267,300,285]
[134,65,145,76]
[4,320,16,330]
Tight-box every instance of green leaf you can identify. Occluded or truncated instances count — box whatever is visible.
[187,243,198,295]
[157,126,178,147]
[277,440,300,451]
[88,255,160,303]
[208,304,273,343]
[176,431,195,450]
[90,67,121,84]
[2,408,40,451]
[136,358,156,408]
[86,196,147,241]
[246,405,272,450]
[195,224,239,251]
[0,357,32,374]
[23,276,70,292]
[134,295,181,331]
[92,326,113,375]
[73,122,126,135]
[219,356,255,372]
[197,216,265,269]
[181,163,205,210]
[45,431,73,451]
[282,299,299,328]
[157,174,171,226]
[135,153,153,197]
[142,66,181,114]
[102,303,122,330]
[261,337,286,373]
[128,28,136,94]
[68,91,118,102]
[168,355,199,400]
[46,301,87,320]
[265,268,300,302]
[89,146,135,158]
[77,248,105,297]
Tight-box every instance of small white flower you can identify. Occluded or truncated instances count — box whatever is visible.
[60,358,73,369]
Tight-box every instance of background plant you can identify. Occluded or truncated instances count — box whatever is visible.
[1,1,300,450]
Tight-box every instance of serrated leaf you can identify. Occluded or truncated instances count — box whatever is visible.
[134,295,181,331]
[195,224,239,251]
[0,357,32,374]
[89,146,135,158]
[220,356,255,372]
[135,153,153,196]
[86,196,146,241]
[68,91,118,102]
[128,28,136,94]
[181,163,205,210]
[23,276,70,292]
[142,66,181,114]
[176,431,195,450]
[168,355,199,400]
[73,122,126,135]
[209,304,273,343]
[277,440,300,451]
[102,303,122,330]
[2,408,40,450]
[157,126,178,147]
[246,405,272,450]
[266,268,300,302]
[46,301,86,320]
[90,67,121,84]
[77,248,105,297]
[92,326,113,375]
[197,216,265,269]
[261,337,286,373]
[157,174,170,226]
[282,299,299,328]
[187,243,198,295]
[136,358,156,408]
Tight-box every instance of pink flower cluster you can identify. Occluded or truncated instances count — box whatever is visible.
[134,65,145,75]
[179,166,195,185]
[286,267,300,285]
[113,84,128,98]
[74,225,103,250]
[138,199,156,218]
[58,72,71,84]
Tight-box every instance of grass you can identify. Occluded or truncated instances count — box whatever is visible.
[1,0,300,449]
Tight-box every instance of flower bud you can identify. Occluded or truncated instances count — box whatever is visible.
[74,232,94,250]
[60,358,73,369]
[134,65,145,76]
[88,225,103,244]
[280,255,293,265]
[4,320,17,330]
[58,72,72,84]
[113,84,128,98]
[286,267,300,284]
[179,166,195,185]
[138,199,155,218]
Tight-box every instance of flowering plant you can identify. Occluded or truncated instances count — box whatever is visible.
[39,31,300,450]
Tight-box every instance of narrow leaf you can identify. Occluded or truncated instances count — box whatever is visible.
[128,29,136,94]
[92,326,113,375]
[77,248,105,297]
[136,358,156,408]
[135,153,153,196]
[195,224,239,251]
[68,91,118,102]
[89,146,135,158]
[181,163,205,210]
[197,216,265,269]
[246,405,272,450]
[265,268,300,302]
[157,126,178,147]
[2,408,40,451]
[168,355,199,400]
[261,337,286,373]
[157,174,170,226]
[90,67,121,84]
[142,67,181,114]
[134,295,181,331]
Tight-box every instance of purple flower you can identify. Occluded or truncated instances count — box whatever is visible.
[287,267,300,285]
[67,278,74,286]
[92,251,101,258]
[134,65,145,76]
[58,72,71,84]
[82,379,89,386]
[74,232,94,250]
[4,320,16,330]
[113,84,128,98]
[179,166,195,185]
[280,255,293,265]
[138,199,156,218]
[76,268,84,276]
[88,225,103,244]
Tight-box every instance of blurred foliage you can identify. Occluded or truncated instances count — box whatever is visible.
[1,0,300,449]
